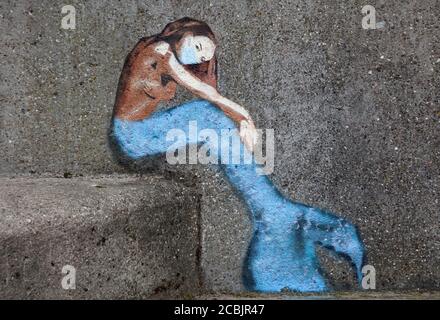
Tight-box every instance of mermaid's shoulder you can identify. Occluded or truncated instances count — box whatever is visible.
[127,35,159,60]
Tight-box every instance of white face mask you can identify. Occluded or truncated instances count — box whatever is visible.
[177,34,216,65]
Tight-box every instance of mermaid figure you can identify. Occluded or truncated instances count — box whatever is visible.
[110,18,365,292]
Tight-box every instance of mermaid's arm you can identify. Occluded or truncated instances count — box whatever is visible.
[169,53,258,150]
[154,44,257,150]
[168,55,249,121]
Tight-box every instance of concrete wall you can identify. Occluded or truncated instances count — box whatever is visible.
[1,0,439,293]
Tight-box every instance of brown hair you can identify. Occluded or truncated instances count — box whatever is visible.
[158,17,218,88]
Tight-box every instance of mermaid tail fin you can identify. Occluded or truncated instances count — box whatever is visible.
[298,206,365,283]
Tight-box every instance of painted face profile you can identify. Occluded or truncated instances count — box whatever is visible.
[177,33,216,65]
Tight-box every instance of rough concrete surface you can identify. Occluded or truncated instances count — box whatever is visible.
[0,176,201,299]
[0,0,439,296]
[197,291,440,300]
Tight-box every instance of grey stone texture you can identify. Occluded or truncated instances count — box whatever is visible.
[0,176,201,299]
[1,0,439,297]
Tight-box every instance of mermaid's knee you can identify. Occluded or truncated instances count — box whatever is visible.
[197,100,237,129]
[166,99,237,131]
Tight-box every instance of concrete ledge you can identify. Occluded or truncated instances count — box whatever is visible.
[196,291,440,300]
[0,175,201,299]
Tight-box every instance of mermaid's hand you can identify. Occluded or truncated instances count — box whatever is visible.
[240,118,258,152]
[154,41,171,55]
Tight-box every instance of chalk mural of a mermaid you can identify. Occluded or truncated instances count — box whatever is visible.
[110,17,365,292]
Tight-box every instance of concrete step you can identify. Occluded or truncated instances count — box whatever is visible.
[0,175,201,299]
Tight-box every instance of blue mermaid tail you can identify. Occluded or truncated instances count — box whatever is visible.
[242,202,364,292]
[111,99,365,292]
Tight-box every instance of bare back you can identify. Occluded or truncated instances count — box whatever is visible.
[113,37,217,121]
[113,37,177,121]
